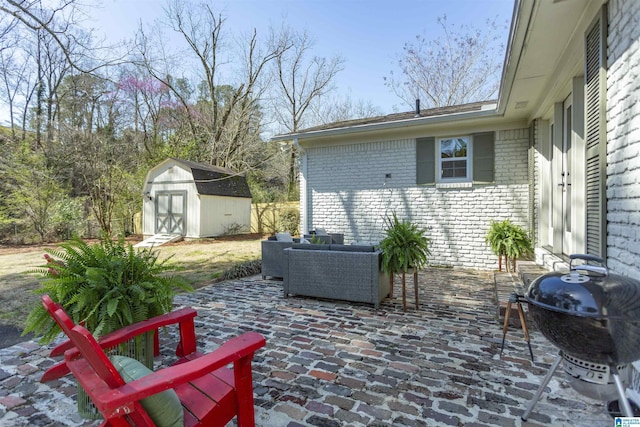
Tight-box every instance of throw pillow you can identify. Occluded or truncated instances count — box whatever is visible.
[314,227,327,235]
[110,355,183,427]
[276,232,293,242]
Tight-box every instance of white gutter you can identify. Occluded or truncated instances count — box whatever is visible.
[495,0,534,116]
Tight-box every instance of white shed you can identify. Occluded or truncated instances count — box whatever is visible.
[141,158,252,239]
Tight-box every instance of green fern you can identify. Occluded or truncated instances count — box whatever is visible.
[23,235,192,343]
[485,219,533,271]
[379,212,431,274]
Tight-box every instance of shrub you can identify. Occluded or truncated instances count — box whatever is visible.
[278,208,299,236]
[223,222,247,236]
[221,259,261,281]
[50,196,86,240]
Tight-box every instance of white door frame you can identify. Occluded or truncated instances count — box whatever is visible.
[562,95,573,256]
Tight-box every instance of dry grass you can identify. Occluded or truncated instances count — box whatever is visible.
[0,235,263,331]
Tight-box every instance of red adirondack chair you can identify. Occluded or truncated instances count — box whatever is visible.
[39,295,266,427]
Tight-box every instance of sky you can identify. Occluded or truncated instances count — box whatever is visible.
[87,0,515,115]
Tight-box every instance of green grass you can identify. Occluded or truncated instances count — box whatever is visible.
[0,236,263,330]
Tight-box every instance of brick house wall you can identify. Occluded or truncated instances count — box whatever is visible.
[606,0,640,277]
[304,128,530,269]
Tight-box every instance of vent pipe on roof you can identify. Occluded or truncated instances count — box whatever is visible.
[415,99,420,117]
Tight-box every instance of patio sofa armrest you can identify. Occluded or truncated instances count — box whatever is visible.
[261,239,300,279]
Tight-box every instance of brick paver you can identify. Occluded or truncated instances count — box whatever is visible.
[0,268,614,426]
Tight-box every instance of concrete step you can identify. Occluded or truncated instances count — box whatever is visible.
[134,234,183,248]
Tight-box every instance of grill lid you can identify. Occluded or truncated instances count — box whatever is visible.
[526,255,640,320]
[525,254,640,364]
[527,271,608,318]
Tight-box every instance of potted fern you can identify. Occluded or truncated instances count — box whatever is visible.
[485,219,533,272]
[379,213,430,309]
[23,235,191,418]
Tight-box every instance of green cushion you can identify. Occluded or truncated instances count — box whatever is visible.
[110,355,183,427]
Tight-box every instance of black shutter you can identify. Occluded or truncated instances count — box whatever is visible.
[472,132,495,183]
[416,137,435,184]
[585,6,607,258]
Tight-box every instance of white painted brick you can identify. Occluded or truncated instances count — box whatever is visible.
[607,0,640,277]
[304,130,530,269]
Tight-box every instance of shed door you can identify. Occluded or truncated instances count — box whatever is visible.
[155,191,186,235]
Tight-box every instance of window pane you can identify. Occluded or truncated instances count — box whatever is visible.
[441,160,467,178]
[453,160,467,177]
[454,138,468,157]
[440,138,468,159]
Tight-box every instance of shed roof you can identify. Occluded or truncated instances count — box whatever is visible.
[169,158,252,199]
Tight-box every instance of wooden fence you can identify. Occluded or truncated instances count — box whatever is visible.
[251,202,299,235]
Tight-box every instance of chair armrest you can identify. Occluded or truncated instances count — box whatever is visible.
[74,332,266,418]
[42,308,198,382]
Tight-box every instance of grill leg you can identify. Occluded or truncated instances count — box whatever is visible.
[522,353,563,421]
[611,365,634,418]
[516,302,534,362]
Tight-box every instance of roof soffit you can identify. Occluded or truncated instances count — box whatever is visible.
[502,0,607,120]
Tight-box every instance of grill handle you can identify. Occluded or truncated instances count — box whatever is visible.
[569,254,608,276]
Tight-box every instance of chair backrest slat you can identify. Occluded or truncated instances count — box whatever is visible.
[66,323,126,389]
[42,296,125,390]
[42,295,75,337]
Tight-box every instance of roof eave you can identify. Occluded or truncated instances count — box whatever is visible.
[271,105,499,143]
[495,0,531,116]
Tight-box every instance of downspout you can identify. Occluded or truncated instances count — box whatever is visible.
[528,120,536,246]
[295,137,309,235]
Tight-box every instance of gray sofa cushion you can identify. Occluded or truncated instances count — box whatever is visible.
[276,232,294,242]
[329,244,375,252]
[291,243,327,250]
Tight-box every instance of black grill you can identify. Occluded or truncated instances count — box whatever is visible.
[526,254,640,364]
[521,254,640,420]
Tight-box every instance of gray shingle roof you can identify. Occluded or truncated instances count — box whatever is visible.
[170,158,252,199]
[288,100,498,134]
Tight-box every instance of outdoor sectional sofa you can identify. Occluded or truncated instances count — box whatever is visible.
[261,236,300,279]
[283,243,390,308]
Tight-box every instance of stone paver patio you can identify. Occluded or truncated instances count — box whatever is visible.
[0,268,615,426]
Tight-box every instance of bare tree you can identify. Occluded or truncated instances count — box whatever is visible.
[385,15,506,109]
[268,28,343,199]
[0,44,30,137]
[309,91,382,125]
[271,29,344,133]
[137,0,291,171]
[117,68,170,156]
[0,0,129,74]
